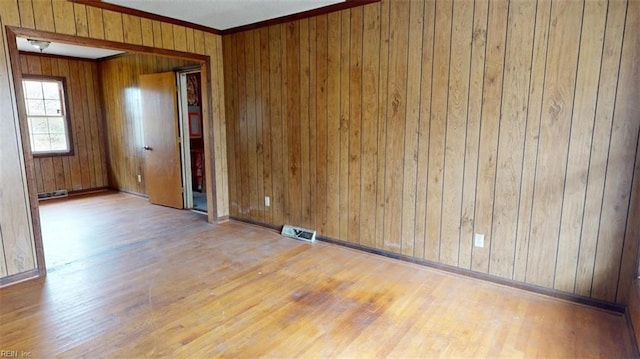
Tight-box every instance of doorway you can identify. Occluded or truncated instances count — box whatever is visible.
[177,69,207,213]
[5,26,219,279]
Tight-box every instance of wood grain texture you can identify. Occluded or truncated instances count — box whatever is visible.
[426,0,452,262]
[459,0,488,270]
[0,191,634,357]
[555,0,608,293]
[471,0,508,274]
[359,3,381,249]
[1,0,229,285]
[592,0,640,302]
[17,53,108,194]
[139,72,183,209]
[513,0,552,283]
[0,21,37,278]
[223,0,640,304]
[526,0,583,289]
[489,0,535,279]
[99,53,194,196]
[441,0,471,266]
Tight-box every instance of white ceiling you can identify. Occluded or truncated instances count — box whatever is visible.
[104,0,345,30]
[17,37,124,59]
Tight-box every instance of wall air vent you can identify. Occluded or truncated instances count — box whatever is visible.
[38,189,68,200]
[281,224,316,243]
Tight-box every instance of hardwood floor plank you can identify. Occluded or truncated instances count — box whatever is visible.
[0,192,634,357]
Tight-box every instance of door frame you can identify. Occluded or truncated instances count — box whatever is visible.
[5,26,219,279]
[176,67,203,211]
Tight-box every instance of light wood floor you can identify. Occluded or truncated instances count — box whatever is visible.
[0,191,635,357]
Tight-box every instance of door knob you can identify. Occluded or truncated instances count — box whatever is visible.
[143,146,152,151]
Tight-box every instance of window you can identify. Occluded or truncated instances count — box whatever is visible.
[21,77,73,156]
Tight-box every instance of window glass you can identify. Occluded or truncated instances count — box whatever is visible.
[22,78,72,156]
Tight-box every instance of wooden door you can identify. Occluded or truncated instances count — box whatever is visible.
[140,72,183,209]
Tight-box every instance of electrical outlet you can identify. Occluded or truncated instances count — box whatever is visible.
[474,233,484,248]
[265,196,270,207]
[137,174,142,183]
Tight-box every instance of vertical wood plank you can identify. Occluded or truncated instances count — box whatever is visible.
[32,0,55,32]
[554,0,607,292]
[286,22,301,224]
[211,34,229,219]
[140,18,154,47]
[382,0,409,253]
[86,61,105,188]
[489,0,536,279]
[223,36,238,216]
[194,30,205,55]
[73,3,88,37]
[441,0,473,266]
[399,0,423,256]
[161,23,175,50]
[52,0,76,35]
[348,8,363,244]
[57,59,84,190]
[244,30,259,219]
[236,33,250,217]
[426,0,453,261]
[414,0,436,260]
[185,28,195,54]
[326,12,341,238]
[0,19,36,275]
[173,26,187,52]
[616,0,640,304]
[253,30,265,221]
[102,10,124,43]
[0,0,21,27]
[269,25,284,225]
[259,28,273,224]
[459,0,488,269]
[307,18,317,230]
[86,6,104,40]
[69,59,91,190]
[123,14,143,45]
[375,0,390,250]
[339,11,350,241]
[315,14,329,235]
[513,0,552,282]
[359,3,381,249]
[592,0,640,302]
[152,20,163,48]
[17,0,35,29]
[526,0,583,287]
[471,0,509,273]
[300,19,311,228]
[618,136,640,303]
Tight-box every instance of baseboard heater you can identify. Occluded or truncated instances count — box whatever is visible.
[281,224,316,242]
[38,189,68,200]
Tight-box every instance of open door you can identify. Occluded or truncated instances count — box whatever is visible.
[140,72,183,209]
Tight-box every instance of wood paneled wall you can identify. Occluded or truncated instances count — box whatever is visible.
[222,0,640,304]
[0,20,35,279]
[18,53,107,194]
[0,0,228,284]
[99,53,195,195]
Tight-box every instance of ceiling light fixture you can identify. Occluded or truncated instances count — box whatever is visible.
[27,39,50,52]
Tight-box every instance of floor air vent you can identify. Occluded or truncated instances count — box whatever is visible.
[38,189,68,200]
[281,224,316,242]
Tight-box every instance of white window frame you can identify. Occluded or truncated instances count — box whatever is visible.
[21,76,73,157]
